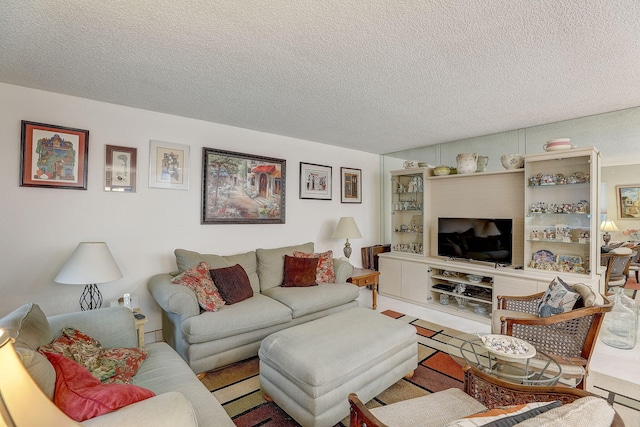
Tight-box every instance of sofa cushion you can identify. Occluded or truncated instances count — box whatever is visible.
[294,250,336,283]
[571,282,604,308]
[514,396,615,427]
[0,303,53,350]
[445,401,561,426]
[262,283,359,318]
[171,262,225,311]
[44,352,155,422]
[39,327,148,384]
[209,264,254,305]
[282,255,318,287]
[175,248,260,293]
[16,347,56,399]
[256,242,315,291]
[181,293,292,343]
[538,277,581,317]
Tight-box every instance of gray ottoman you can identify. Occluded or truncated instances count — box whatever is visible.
[259,307,418,427]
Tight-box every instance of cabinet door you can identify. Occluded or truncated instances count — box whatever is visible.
[379,257,402,297]
[493,276,538,304]
[401,261,428,302]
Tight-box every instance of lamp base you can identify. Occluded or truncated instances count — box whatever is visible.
[80,284,103,311]
[603,232,612,245]
[343,240,352,259]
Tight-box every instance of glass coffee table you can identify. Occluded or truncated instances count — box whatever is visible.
[447,332,568,386]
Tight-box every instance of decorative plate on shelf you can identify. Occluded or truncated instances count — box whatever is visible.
[480,335,536,359]
[532,249,555,263]
[466,274,483,283]
[557,254,582,265]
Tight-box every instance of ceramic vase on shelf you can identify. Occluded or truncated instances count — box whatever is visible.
[476,156,488,172]
[456,153,478,174]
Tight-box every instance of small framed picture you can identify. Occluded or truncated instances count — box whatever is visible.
[20,120,89,190]
[617,184,640,219]
[340,167,362,203]
[299,162,332,200]
[105,145,137,192]
[149,140,190,190]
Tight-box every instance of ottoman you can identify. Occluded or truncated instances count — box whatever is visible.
[258,307,418,427]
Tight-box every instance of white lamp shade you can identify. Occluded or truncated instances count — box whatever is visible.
[481,221,501,236]
[600,219,619,232]
[55,242,123,285]
[332,217,362,239]
[0,329,81,426]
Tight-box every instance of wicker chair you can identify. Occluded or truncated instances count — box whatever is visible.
[494,292,613,389]
[348,365,624,427]
[602,251,635,293]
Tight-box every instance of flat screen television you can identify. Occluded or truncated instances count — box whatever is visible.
[437,218,513,265]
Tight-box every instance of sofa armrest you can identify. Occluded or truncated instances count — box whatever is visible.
[147,273,200,318]
[333,258,354,283]
[47,307,138,348]
[80,392,198,427]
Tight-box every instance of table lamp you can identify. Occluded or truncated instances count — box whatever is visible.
[481,221,501,236]
[0,328,81,426]
[332,217,362,259]
[55,242,123,311]
[600,219,619,245]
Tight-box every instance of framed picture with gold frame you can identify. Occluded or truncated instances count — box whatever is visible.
[105,145,137,192]
[149,140,190,190]
[617,184,640,219]
[20,120,89,190]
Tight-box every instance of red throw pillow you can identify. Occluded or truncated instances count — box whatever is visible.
[282,255,319,287]
[171,261,226,311]
[43,352,155,422]
[293,250,336,283]
[209,264,254,304]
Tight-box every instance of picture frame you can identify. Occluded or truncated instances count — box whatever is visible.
[340,167,362,203]
[149,140,190,190]
[299,162,332,200]
[20,120,89,190]
[202,148,286,224]
[617,184,640,219]
[105,145,137,192]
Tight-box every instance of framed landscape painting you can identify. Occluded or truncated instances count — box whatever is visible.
[617,184,640,219]
[202,148,286,224]
[20,120,89,190]
[340,167,362,203]
[299,162,332,200]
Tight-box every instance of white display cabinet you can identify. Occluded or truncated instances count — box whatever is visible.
[390,167,430,257]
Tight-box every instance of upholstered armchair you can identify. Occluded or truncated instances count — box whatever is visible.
[348,365,623,427]
[493,291,613,389]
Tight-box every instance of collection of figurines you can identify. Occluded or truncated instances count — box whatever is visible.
[528,171,589,186]
[395,222,423,233]
[528,259,587,274]
[529,228,590,244]
[394,176,424,193]
[529,200,589,214]
[394,200,422,211]
[392,243,423,254]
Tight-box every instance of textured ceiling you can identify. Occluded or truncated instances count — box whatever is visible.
[2,1,640,154]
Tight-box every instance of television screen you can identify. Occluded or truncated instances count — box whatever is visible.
[437,218,513,265]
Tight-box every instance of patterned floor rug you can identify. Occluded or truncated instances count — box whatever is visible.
[200,310,469,427]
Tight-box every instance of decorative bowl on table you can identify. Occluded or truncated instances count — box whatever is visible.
[500,154,524,170]
[480,335,536,359]
[466,274,483,283]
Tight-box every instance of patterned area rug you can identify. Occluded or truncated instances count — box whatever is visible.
[200,310,468,427]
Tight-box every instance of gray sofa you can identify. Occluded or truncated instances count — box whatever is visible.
[0,303,234,426]
[148,242,359,374]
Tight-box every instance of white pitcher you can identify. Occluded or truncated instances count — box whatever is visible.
[456,153,478,174]
[476,156,488,172]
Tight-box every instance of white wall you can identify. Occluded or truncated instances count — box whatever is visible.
[0,83,381,336]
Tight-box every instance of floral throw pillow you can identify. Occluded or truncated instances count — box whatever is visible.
[294,250,336,283]
[38,327,148,384]
[171,261,226,311]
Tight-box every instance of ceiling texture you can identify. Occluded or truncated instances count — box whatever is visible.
[2,0,640,154]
